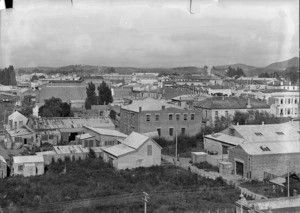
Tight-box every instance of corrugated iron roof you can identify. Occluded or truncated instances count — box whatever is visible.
[13,155,44,164]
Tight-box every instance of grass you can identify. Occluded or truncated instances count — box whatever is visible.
[0,157,241,212]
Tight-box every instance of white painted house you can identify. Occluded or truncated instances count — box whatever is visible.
[13,155,44,177]
[8,111,28,130]
[101,132,162,170]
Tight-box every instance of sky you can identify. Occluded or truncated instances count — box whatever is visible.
[0,0,299,68]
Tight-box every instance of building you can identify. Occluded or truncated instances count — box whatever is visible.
[101,132,162,170]
[236,194,300,213]
[204,122,300,180]
[194,96,271,127]
[7,111,28,129]
[120,97,202,140]
[0,156,7,178]
[29,116,115,144]
[12,155,44,177]
[76,126,128,147]
[37,81,86,105]
[4,124,37,149]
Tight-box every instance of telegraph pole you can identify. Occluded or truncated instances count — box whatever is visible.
[142,192,149,213]
[175,131,178,163]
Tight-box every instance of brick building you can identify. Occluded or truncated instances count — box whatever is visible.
[120,97,202,140]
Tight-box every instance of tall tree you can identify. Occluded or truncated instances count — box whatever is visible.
[97,81,113,105]
[85,82,98,109]
[39,97,72,117]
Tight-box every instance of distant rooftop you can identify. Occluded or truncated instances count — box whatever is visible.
[121,97,184,112]
[194,97,270,109]
[32,116,115,130]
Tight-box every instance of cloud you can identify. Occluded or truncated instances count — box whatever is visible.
[0,0,298,68]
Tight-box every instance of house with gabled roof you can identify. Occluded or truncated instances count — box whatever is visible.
[101,132,162,170]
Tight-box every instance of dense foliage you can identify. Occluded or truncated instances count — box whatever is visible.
[39,97,72,117]
[85,82,98,109]
[233,110,280,125]
[0,157,240,212]
[226,66,245,78]
[284,66,299,84]
[97,81,113,105]
[19,95,35,117]
[0,66,17,86]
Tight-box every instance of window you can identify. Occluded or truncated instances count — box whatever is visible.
[18,165,23,171]
[229,128,235,136]
[225,111,228,118]
[169,114,173,120]
[205,110,208,118]
[49,135,54,140]
[191,114,195,120]
[169,128,174,136]
[260,146,271,151]
[14,122,17,129]
[19,121,23,126]
[276,132,284,135]
[295,99,298,104]
[176,114,180,121]
[155,114,160,121]
[147,145,152,156]
[146,114,150,122]
[295,108,298,114]
[288,99,291,104]
[255,132,263,136]
[215,111,218,118]
[184,114,187,120]
[157,128,161,137]
[181,128,186,135]
[281,99,283,104]
[41,135,48,141]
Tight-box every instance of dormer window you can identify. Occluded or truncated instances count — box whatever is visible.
[276,132,284,135]
[255,132,263,136]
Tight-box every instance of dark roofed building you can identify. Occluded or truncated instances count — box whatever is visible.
[194,96,271,127]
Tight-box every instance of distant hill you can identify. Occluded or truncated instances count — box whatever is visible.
[264,57,299,71]
[16,57,298,77]
[212,57,299,77]
[214,64,257,72]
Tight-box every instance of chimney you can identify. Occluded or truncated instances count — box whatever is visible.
[222,96,225,101]
[139,107,142,112]
[162,105,165,110]
[237,122,239,126]
[262,121,264,125]
[247,98,251,108]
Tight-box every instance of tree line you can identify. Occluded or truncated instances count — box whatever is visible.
[0,66,17,86]
[85,81,113,109]
[226,66,246,78]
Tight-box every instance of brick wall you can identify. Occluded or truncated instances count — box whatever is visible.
[120,107,202,140]
[228,146,249,178]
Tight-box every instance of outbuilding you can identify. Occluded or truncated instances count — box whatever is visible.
[102,132,162,170]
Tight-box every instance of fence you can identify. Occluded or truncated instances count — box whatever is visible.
[206,154,228,167]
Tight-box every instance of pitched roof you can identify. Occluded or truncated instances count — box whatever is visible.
[13,155,44,164]
[194,97,270,109]
[240,140,300,155]
[77,133,94,140]
[204,133,245,146]
[101,131,162,158]
[8,111,27,121]
[121,97,183,112]
[85,126,128,138]
[232,122,300,143]
[101,143,135,157]
[121,132,149,149]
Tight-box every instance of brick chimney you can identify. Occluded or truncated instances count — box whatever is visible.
[162,105,165,110]
[139,107,142,112]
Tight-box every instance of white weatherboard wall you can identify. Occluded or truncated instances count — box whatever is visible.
[114,139,161,170]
